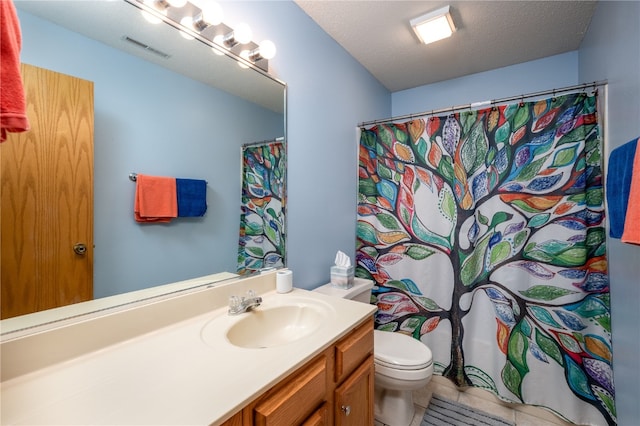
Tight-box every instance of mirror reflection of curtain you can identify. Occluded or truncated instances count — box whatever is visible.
[237,139,286,275]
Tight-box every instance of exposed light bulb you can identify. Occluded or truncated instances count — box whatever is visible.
[234,23,252,45]
[213,34,226,48]
[219,23,253,48]
[166,0,187,7]
[179,16,195,40]
[201,2,223,26]
[247,40,276,62]
[258,40,276,60]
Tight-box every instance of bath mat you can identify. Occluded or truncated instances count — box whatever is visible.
[421,395,515,426]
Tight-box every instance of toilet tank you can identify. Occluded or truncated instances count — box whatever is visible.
[313,278,374,304]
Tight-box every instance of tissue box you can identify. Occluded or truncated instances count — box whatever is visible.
[330,265,354,289]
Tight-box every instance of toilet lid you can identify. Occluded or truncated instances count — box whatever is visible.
[374,330,433,370]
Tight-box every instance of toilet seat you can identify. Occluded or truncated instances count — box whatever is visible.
[374,330,433,370]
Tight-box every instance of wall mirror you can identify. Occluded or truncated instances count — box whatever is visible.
[1,0,286,335]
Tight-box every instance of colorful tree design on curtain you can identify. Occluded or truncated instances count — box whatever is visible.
[357,93,615,425]
[237,141,286,275]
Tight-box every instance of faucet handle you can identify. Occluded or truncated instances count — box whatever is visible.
[246,289,256,298]
[229,295,241,309]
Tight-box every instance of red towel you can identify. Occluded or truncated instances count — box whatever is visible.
[621,137,640,244]
[134,174,178,223]
[0,0,30,142]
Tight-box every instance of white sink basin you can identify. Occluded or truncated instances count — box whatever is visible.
[201,296,335,349]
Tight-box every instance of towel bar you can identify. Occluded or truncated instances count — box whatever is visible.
[129,172,207,184]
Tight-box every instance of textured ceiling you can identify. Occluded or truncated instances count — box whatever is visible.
[295,1,597,92]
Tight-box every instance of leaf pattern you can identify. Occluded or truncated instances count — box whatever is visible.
[357,93,614,425]
[237,141,286,274]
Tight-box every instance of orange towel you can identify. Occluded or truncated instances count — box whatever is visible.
[621,137,640,244]
[134,174,178,223]
[0,0,30,142]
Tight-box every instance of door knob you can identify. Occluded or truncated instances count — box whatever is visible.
[341,405,351,416]
[73,243,87,255]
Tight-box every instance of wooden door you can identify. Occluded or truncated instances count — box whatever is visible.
[1,63,94,319]
[334,355,375,426]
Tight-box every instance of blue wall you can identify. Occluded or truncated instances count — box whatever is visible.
[579,2,640,424]
[219,1,392,288]
[17,1,639,420]
[391,52,579,116]
[18,10,284,297]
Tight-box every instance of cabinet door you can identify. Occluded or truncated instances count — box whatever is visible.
[301,402,329,426]
[253,355,327,426]
[334,355,374,426]
[335,318,373,383]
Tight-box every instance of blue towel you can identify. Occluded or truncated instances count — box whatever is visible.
[176,178,207,217]
[606,139,637,238]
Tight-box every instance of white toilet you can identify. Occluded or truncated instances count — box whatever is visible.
[314,278,433,426]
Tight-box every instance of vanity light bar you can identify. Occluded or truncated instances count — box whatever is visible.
[131,0,275,72]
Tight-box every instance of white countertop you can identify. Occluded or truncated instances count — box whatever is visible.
[1,279,376,425]
[0,272,238,337]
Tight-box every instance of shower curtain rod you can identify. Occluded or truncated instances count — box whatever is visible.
[242,136,285,149]
[358,80,607,128]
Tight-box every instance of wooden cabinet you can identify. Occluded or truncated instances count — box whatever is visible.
[334,355,374,426]
[221,411,243,426]
[334,319,374,384]
[301,403,329,426]
[219,317,374,426]
[252,355,327,425]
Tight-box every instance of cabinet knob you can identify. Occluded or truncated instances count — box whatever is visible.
[341,405,351,416]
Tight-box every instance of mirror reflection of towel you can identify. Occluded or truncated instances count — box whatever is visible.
[134,174,177,223]
[176,178,207,217]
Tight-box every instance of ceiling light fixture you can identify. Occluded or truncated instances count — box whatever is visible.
[410,5,456,45]
[192,2,223,31]
[216,22,253,48]
[166,0,187,7]
[179,16,195,39]
[135,0,275,71]
[247,40,277,62]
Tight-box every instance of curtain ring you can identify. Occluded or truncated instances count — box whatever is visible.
[519,95,525,107]
[552,89,557,102]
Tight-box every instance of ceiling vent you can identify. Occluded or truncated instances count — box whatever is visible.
[121,36,171,59]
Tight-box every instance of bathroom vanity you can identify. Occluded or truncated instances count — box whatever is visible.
[221,316,374,425]
[0,271,376,425]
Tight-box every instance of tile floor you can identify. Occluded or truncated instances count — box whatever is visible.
[374,375,577,426]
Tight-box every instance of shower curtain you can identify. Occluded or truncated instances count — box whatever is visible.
[237,140,286,275]
[357,93,615,425]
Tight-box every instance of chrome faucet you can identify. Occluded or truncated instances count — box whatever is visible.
[228,290,262,315]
